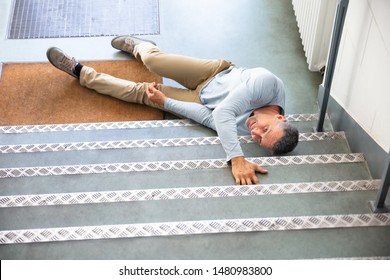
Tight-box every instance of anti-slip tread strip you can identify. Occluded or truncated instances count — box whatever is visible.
[0,132,346,154]
[0,153,365,178]
[0,119,196,134]
[0,180,380,208]
[0,114,320,134]
[1,213,389,244]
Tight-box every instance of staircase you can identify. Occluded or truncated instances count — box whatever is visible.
[0,113,390,259]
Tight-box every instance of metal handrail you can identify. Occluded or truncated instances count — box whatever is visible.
[316,0,389,213]
[316,0,349,132]
[370,151,390,213]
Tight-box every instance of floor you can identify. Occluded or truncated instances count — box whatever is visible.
[0,0,322,116]
[2,0,388,260]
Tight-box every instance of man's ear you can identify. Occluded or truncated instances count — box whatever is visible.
[276,114,287,122]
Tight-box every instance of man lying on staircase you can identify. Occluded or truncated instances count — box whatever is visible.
[46,36,299,185]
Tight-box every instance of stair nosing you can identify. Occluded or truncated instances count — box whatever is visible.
[0,153,366,178]
[0,114,323,134]
[0,132,346,154]
[0,179,380,208]
[1,212,389,244]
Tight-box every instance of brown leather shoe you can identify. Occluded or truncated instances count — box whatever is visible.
[111,35,156,54]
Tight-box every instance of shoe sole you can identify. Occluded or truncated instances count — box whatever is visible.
[46,47,60,66]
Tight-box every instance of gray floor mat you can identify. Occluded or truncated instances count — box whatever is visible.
[7,0,159,39]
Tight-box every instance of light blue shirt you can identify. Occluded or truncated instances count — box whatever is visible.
[165,67,285,160]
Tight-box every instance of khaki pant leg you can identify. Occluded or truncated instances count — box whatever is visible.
[134,43,232,90]
[80,66,162,108]
[79,66,201,111]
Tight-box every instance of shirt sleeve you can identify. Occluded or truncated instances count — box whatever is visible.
[165,98,216,130]
[165,95,245,161]
[212,83,251,160]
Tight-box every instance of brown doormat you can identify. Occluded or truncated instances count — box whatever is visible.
[0,60,163,126]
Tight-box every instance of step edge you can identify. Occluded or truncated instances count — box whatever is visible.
[0,132,346,154]
[1,212,389,244]
[0,179,381,208]
[0,114,323,134]
[0,153,366,178]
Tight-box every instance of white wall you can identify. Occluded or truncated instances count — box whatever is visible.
[330,0,390,152]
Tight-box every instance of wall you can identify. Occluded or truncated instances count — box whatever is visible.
[330,0,390,152]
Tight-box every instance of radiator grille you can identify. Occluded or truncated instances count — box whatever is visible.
[292,0,337,71]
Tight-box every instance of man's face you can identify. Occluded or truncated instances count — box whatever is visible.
[245,114,287,151]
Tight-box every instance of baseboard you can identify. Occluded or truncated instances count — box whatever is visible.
[318,85,388,179]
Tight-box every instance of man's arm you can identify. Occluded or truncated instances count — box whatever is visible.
[212,101,267,185]
[211,82,270,185]
[146,83,215,129]
[147,84,267,185]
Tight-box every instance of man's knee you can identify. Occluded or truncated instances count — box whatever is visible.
[134,44,160,66]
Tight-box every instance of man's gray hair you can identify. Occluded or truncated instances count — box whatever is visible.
[272,122,299,155]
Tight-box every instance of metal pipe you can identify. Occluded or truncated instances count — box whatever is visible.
[316,0,349,132]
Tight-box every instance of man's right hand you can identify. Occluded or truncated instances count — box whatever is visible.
[146,83,166,106]
[230,156,268,185]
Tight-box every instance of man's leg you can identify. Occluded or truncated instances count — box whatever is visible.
[79,66,164,108]
[47,47,202,110]
[134,42,232,91]
[80,65,203,109]
[111,36,232,91]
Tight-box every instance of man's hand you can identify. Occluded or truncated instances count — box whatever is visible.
[146,83,167,106]
[231,156,268,185]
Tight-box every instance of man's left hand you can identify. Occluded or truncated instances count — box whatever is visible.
[230,156,268,185]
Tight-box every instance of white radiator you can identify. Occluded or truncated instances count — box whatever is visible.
[292,0,337,72]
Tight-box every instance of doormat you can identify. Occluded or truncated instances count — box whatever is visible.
[0,60,163,125]
[7,0,160,39]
